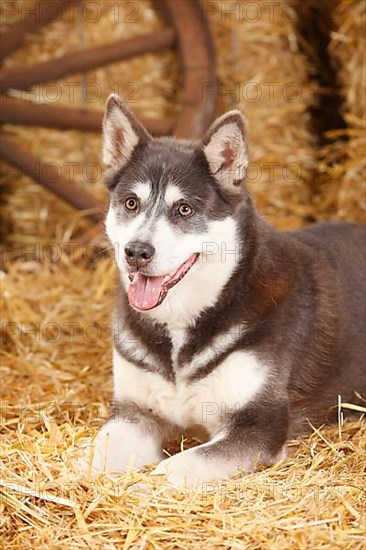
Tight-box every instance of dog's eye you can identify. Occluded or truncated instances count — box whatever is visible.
[178,203,193,217]
[125,197,139,212]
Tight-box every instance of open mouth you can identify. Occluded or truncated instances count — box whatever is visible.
[127,253,199,311]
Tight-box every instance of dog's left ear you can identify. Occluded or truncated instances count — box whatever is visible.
[103,93,151,169]
[201,110,248,191]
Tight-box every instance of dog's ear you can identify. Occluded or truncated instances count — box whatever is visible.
[103,94,151,168]
[201,110,248,191]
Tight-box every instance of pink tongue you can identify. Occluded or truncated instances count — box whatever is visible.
[128,272,165,310]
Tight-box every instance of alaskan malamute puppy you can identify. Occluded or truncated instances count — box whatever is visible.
[89,94,365,487]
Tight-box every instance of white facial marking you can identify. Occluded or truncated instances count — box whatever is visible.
[164,184,184,206]
[105,205,147,275]
[133,181,151,202]
[113,348,267,437]
[146,217,239,326]
[106,195,240,326]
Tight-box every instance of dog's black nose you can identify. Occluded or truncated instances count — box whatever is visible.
[124,241,155,267]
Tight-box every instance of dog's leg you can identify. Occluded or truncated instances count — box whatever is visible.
[87,402,168,475]
[151,398,289,487]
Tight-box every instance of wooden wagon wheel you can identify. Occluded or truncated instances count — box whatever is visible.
[0,0,217,242]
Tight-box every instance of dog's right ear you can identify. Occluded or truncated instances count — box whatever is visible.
[102,94,151,169]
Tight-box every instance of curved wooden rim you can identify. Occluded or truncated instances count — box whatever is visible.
[155,0,217,139]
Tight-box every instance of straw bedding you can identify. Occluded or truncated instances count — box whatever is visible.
[1,1,365,548]
[1,256,365,548]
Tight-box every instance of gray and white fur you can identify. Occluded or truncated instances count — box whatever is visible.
[88,94,366,487]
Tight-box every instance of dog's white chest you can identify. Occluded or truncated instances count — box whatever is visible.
[113,345,266,435]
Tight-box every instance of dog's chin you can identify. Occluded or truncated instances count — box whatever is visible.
[123,253,200,312]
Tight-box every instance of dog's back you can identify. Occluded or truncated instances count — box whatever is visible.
[287,221,365,429]
[296,221,365,376]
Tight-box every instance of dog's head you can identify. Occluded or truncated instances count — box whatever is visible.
[103,94,252,324]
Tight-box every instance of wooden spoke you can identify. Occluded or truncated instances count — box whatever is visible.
[155,0,217,139]
[0,135,103,221]
[0,96,175,135]
[0,28,176,92]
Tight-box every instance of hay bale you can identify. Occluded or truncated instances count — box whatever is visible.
[316,0,366,222]
[205,0,317,229]
[330,0,365,121]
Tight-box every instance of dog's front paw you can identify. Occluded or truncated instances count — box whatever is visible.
[78,420,163,476]
[150,447,231,488]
